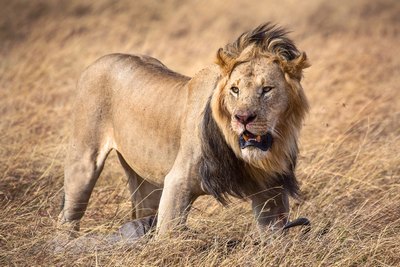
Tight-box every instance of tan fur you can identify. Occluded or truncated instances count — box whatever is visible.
[213,24,309,179]
[58,23,309,238]
[212,57,309,177]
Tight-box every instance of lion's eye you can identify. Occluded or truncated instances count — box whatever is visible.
[262,86,274,94]
[230,86,239,94]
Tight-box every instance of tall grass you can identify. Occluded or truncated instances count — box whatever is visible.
[1,0,399,265]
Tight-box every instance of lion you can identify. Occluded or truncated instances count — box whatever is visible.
[58,23,310,237]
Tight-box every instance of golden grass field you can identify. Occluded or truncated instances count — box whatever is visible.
[1,0,399,266]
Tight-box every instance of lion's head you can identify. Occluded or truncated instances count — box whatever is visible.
[211,23,309,173]
[200,23,309,204]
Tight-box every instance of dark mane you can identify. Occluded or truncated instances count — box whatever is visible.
[225,23,300,61]
[199,101,299,205]
[216,23,304,76]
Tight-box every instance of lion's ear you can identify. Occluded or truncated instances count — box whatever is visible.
[215,48,234,75]
[284,52,310,81]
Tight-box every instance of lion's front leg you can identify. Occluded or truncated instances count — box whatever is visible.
[156,168,197,236]
[250,190,289,233]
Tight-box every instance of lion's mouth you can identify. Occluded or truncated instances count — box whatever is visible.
[239,131,273,151]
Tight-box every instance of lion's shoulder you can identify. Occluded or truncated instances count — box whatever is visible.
[189,65,220,93]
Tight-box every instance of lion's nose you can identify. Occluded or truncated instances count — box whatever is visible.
[234,112,257,125]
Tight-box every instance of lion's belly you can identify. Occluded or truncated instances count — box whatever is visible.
[114,135,178,186]
[112,112,181,186]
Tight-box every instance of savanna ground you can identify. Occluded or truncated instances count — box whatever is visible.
[1,0,399,266]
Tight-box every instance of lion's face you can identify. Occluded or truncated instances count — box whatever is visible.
[222,57,289,160]
[211,26,309,168]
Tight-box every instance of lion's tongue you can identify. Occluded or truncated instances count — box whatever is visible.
[243,132,261,142]
[239,131,273,151]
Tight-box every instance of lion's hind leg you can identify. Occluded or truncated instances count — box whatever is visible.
[117,152,162,220]
[58,136,112,234]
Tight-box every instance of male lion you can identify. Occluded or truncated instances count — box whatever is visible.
[58,23,310,237]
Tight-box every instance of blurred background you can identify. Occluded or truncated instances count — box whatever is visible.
[1,0,399,265]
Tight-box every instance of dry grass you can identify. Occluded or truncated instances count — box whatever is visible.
[1,0,399,266]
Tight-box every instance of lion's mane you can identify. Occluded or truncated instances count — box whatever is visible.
[199,23,309,204]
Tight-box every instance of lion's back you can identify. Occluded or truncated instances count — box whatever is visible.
[79,53,189,89]
[74,53,191,120]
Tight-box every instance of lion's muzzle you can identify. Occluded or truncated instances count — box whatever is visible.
[239,131,273,151]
